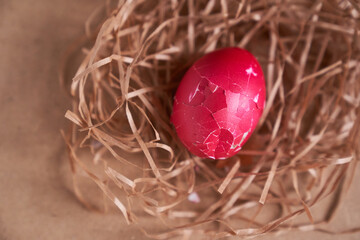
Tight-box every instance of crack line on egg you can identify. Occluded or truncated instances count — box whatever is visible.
[193,66,211,82]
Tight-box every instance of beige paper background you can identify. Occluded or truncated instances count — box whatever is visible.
[0,1,359,239]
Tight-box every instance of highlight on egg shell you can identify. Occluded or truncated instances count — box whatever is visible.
[171,47,266,160]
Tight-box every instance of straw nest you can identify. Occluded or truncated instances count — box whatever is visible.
[61,0,360,238]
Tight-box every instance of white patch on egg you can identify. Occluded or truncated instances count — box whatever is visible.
[246,67,257,76]
[254,93,259,103]
[239,131,249,146]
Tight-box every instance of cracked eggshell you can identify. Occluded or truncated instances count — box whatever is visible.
[171,47,266,159]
